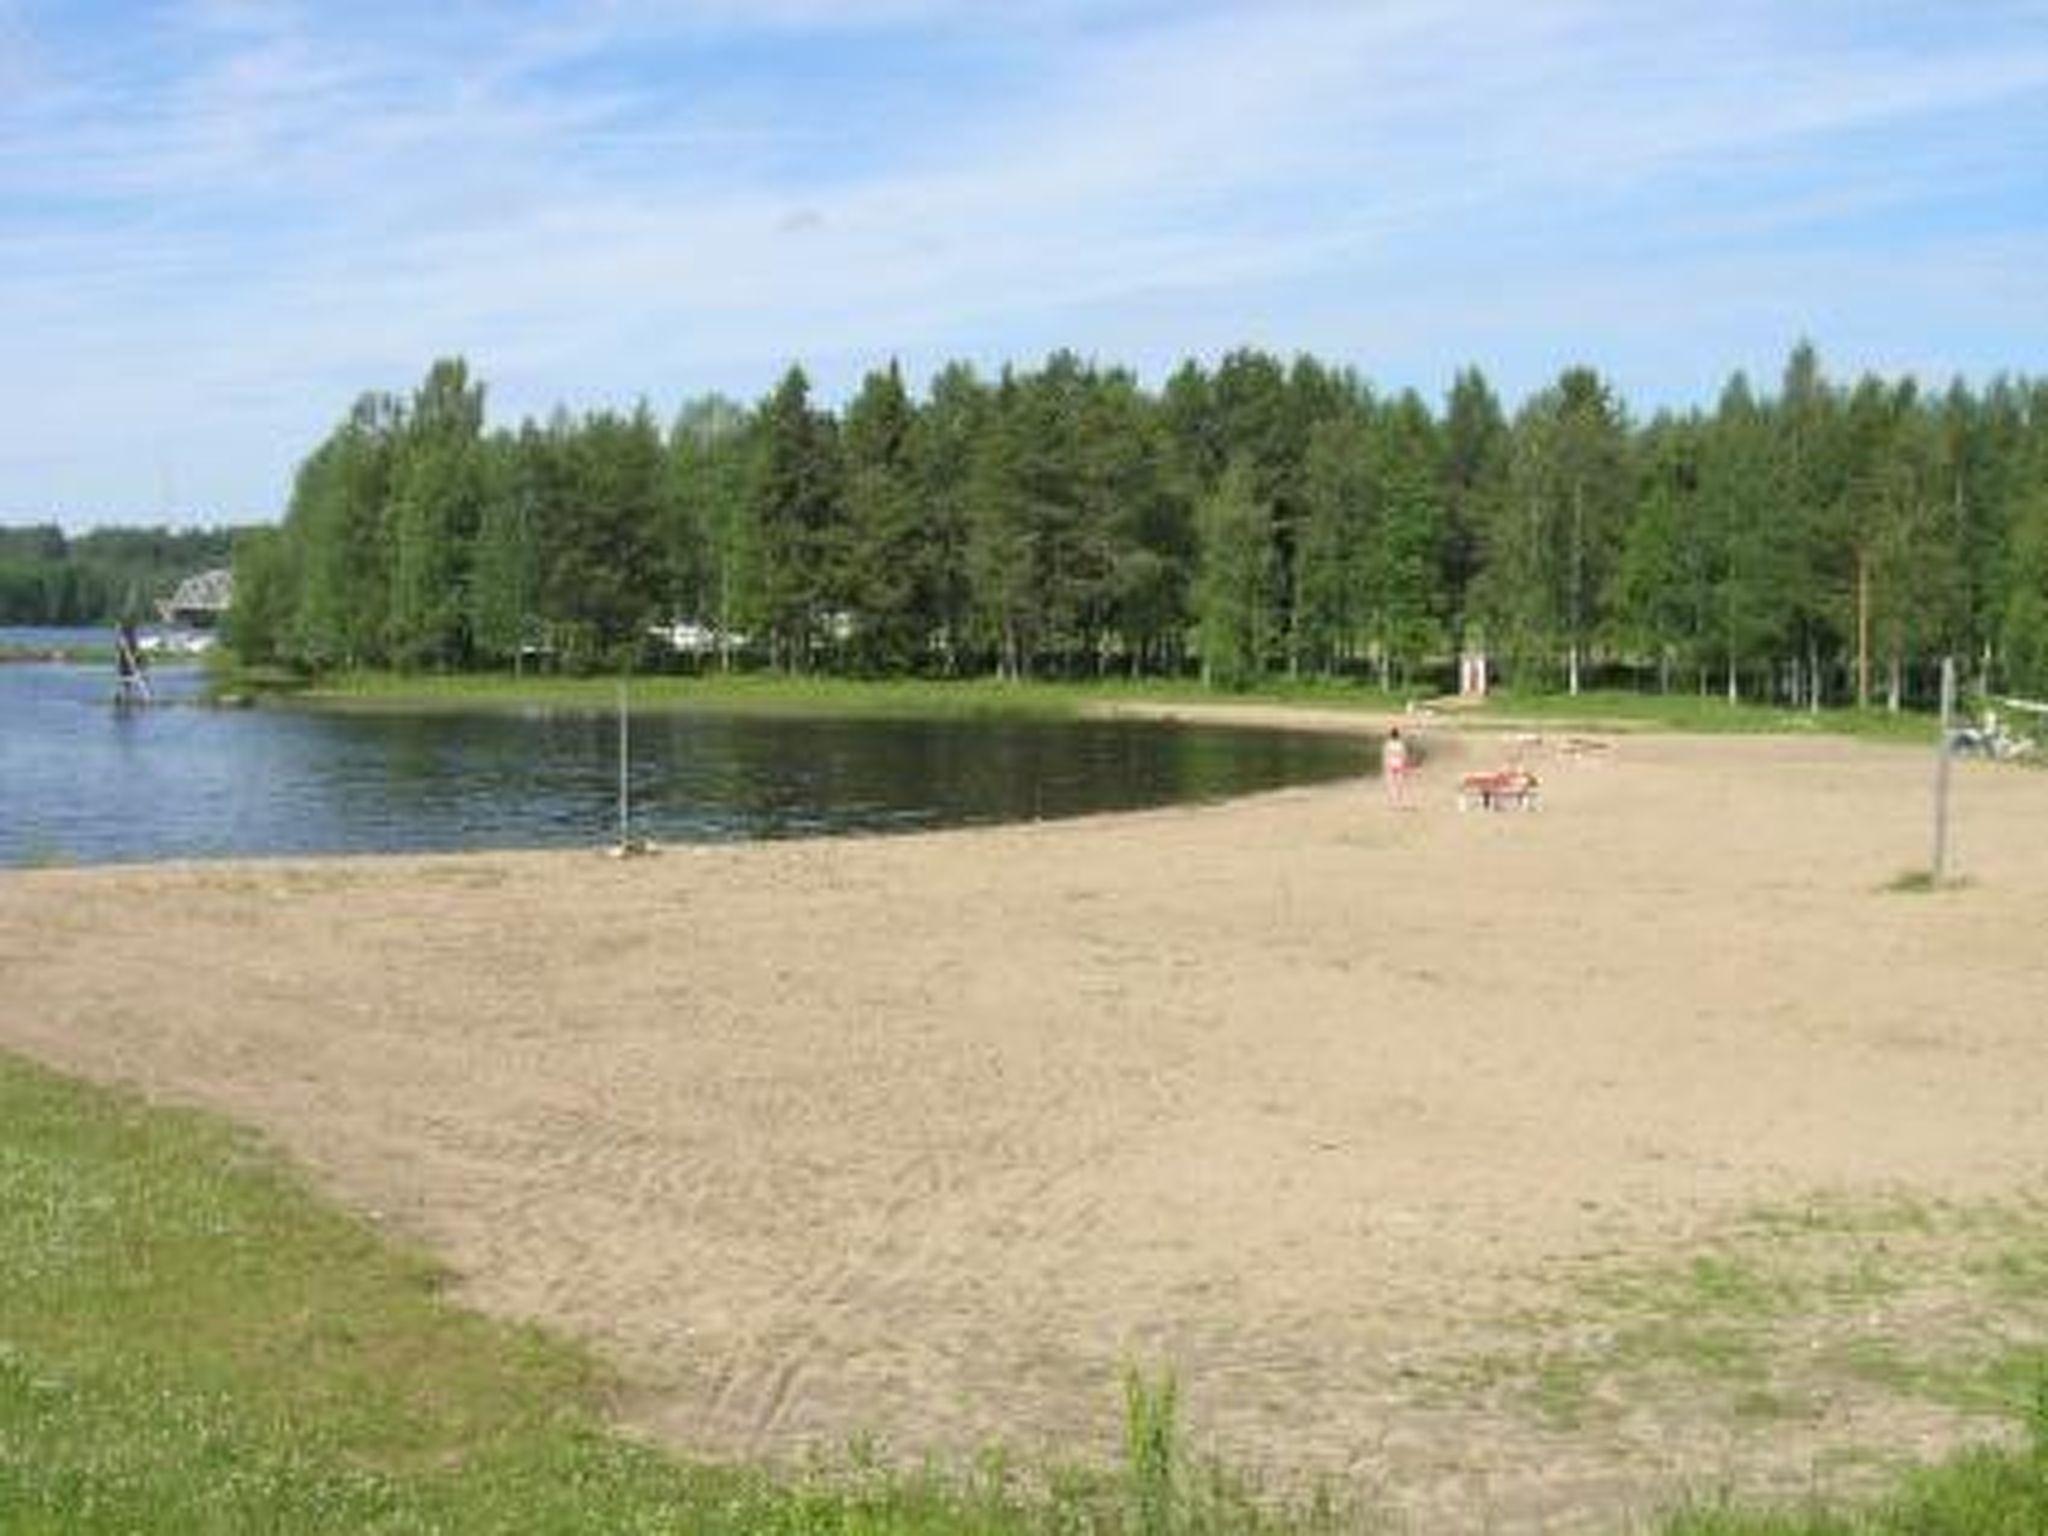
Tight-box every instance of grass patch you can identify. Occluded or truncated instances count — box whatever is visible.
[1659,1394,2048,1533]
[1464,688,1941,743]
[1879,869,1976,896]
[279,668,1421,723]
[292,669,1093,719]
[1440,1193,2048,1520]
[265,669,1955,747]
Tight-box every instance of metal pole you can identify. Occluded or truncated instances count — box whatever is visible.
[617,678,629,847]
[1932,655,1955,883]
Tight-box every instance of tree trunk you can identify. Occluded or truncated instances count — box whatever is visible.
[1567,644,1581,697]
[1887,654,1902,713]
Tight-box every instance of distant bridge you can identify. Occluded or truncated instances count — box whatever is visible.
[159,567,234,627]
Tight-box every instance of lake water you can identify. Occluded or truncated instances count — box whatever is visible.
[0,649,1371,867]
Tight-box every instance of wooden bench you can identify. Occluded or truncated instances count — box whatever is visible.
[1458,768,1540,811]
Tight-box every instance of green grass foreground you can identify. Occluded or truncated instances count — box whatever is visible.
[7,1055,2046,1535]
[1662,1405,2048,1535]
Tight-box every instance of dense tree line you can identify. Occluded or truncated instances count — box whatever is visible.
[232,347,2048,703]
[0,524,237,626]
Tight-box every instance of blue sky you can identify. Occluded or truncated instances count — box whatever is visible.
[4,0,2046,527]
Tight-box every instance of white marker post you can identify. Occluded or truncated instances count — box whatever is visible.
[617,678,631,849]
[1932,655,1956,884]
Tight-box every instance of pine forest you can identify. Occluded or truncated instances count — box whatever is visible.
[230,345,2048,705]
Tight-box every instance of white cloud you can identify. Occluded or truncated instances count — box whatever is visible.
[3,0,2045,519]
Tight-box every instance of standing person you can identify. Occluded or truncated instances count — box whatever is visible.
[114,620,151,705]
[1382,726,1411,807]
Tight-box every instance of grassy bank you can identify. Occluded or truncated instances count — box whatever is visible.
[247,666,1956,745]
[280,668,1423,721]
[291,669,1116,719]
[1462,689,1943,744]
[5,1048,2047,1532]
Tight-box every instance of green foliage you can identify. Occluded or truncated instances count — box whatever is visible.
[1293,406,1372,676]
[1659,1428,2048,1534]
[387,359,490,670]
[1122,1368,1178,1536]
[844,360,929,672]
[286,393,400,668]
[1194,458,1276,689]
[670,393,761,666]
[467,438,536,667]
[754,365,847,671]
[1368,391,1448,685]
[223,526,294,665]
[1440,367,1509,644]
[0,523,238,626]
[545,404,670,671]
[1478,366,1631,693]
[229,347,2047,709]
[2000,487,2048,695]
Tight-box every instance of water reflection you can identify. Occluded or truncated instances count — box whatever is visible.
[0,664,1371,867]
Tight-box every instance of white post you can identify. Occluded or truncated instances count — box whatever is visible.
[1932,655,1955,883]
[617,678,630,847]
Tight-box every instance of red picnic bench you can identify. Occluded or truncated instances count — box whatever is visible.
[1458,767,1540,811]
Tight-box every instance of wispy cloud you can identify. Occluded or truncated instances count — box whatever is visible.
[2,0,2045,520]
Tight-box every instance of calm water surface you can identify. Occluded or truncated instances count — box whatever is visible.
[0,651,1370,867]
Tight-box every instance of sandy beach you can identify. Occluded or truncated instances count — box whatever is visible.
[4,718,2046,1530]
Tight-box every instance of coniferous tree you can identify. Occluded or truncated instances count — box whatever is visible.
[1077,368,1185,676]
[2001,486,2048,696]
[1477,395,1562,686]
[670,395,757,669]
[912,363,986,674]
[1702,374,1793,700]
[1772,342,1849,708]
[1854,381,1964,708]
[532,405,667,669]
[226,527,295,665]
[1440,368,1508,657]
[1996,391,2048,696]
[468,436,536,669]
[842,361,924,672]
[1195,456,1277,690]
[1159,360,1223,496]
[387,359,488,670]
[1014,352,1112,675]
[965,370,1034,678]
[1294,402,1374,678]
[1370,391,1449,689]
[235,345,2047,706]
[1614,415,1712,692]
[752,367,844,671]
[289,393,400,669]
